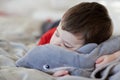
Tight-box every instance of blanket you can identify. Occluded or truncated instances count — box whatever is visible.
[16,36,120,78]
[91,57,120,80]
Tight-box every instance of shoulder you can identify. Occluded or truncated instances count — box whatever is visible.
[37,27,57,45]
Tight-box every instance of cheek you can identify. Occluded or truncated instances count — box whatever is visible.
[50,35,56,44]
[68,44,84,51]
[73,44,84,50]
[50,34,59,45]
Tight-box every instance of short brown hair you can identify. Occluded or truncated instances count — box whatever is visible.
[61,2,113,44]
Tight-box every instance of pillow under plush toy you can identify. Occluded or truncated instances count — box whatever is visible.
[16,36,120,77]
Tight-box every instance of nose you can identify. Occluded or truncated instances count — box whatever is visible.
[55,44,61,46]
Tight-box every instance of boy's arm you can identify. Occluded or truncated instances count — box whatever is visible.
[37,27,56,45]
[113,50,120,58]
[96,50,120,68]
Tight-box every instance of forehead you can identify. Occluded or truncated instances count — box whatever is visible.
[57,25,84,45]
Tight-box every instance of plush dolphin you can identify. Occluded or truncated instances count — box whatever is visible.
[16,36,120,77]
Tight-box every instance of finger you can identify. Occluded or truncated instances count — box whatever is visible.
[53,70,69,77]
[53,70,68,77]
[96,56,104,64]
[95,62,104,68]
[95,63,100,68]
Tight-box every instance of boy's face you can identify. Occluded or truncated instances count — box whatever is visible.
[50,23,85,51]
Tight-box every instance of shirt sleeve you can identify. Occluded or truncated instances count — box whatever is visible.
[37,27,56,45]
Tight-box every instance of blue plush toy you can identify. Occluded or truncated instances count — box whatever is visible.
[16,36,120,77]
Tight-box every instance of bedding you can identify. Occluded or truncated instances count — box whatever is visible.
[91,56,120,80]
[16,36,120,78]
[0,36,120,80]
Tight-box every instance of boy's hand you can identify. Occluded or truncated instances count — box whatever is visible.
[52,70,70,77]
[95,54,116,68]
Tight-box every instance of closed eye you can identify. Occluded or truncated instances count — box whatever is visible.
[63,43,73,48]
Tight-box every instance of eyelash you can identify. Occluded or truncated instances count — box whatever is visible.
[63,43,72,48]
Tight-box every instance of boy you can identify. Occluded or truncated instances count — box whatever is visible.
[38,2,113,76]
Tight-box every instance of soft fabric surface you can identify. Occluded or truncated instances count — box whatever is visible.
[16,43,97,77]
[91,57,120,80]
[0,66,56,80]
[16,36,120,78]
[0,36,120,80]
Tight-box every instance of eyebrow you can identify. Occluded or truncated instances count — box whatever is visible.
[56,29,59,35]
